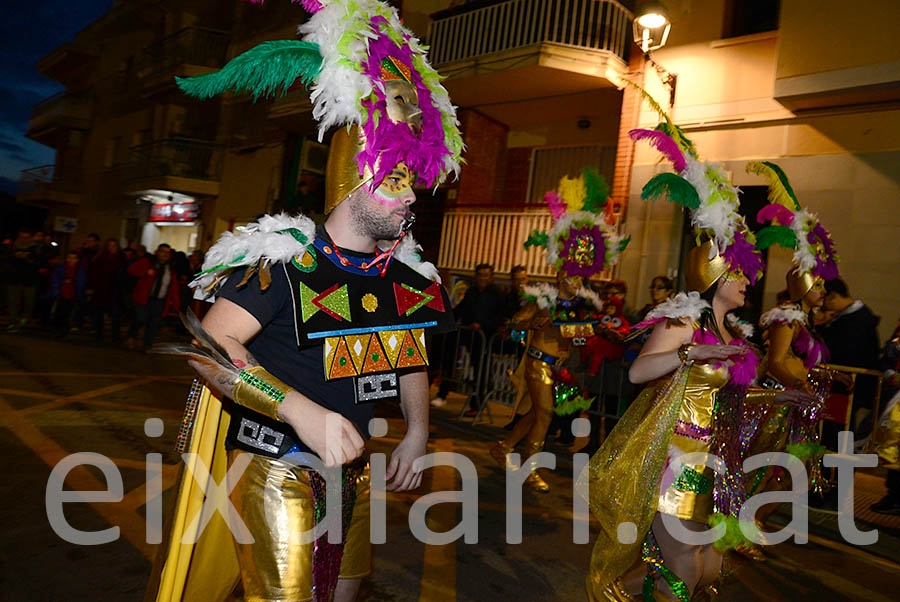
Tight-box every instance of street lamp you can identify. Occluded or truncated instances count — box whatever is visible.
[632,1,677,106]
[633,1,671,53]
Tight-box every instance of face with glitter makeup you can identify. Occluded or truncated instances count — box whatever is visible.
[348,162,416,240]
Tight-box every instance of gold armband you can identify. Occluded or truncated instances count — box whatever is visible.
[744,388,778,405]
[231,365,292,421]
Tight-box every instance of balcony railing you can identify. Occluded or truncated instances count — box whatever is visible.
[139,27,230,76]
[126,138,223,181]
[438,209,556,277]
[429,0,632,66]
[18,164,84,203]
[29,92,91,128]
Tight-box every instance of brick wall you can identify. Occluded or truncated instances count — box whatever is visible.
[454,109,508,206]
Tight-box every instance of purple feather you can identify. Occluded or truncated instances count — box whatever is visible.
[357,17,451,190]
[544,190,566,221]
[807,222,840,280]
[299,0,324,12]
[757,203,795,226]
[559,225,608,278]
[629,128,686,173]
[721,229,764,285]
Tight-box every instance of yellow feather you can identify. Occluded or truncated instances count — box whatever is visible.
[558,175,586,213]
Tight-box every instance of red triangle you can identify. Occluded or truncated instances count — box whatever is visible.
[393,282,428,316]
[423,282,445,312]
[312,283,344,321]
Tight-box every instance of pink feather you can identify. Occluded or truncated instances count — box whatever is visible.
[629,129,686,173]
[544,190,567,221]
[756,203,795,226]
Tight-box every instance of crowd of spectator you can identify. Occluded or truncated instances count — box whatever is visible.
[0,229,206,352]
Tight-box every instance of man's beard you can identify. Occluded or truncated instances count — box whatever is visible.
[348,193,403,240]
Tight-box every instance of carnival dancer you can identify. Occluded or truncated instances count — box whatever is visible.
[146,2,461,602]
[743,161,842,511]
[489,168,627,493]
[584,96,813,601]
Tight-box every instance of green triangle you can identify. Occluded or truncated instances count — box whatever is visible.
[319,284,352,321]
[299,282,320,323]
[402,284,434,316]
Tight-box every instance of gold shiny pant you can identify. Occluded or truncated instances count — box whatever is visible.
[227,451,372,602]
[505,357,556,448]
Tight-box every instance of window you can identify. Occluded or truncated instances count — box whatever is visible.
[527,144,616,204]
[723,0,779,38]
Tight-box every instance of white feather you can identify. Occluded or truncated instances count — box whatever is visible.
[642,291,710,324]
[380,234,441,283]
[191,213,315,297]
[522,283,558,310]
[726,313,755,338]
[759,304,808,328]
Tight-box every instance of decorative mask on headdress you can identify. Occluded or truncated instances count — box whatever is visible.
[747,161,840,301]
[176,0,463,213]
[629,86,764,293]
[524,167,629,285]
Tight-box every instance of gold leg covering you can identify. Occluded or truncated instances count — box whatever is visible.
[227,452,371,602]
[595,578,638,601]
[489,440,515,468]
[523,441,550,493]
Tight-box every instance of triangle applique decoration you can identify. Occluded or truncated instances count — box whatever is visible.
[312,283,352,322]
[423,282,445,312]
[345,334,370,373]
[329,337,358,379]
[323,337,339,377]
[378,330,404,367]
[362,334,393,374]
[299,282,321,323]
[393,283,434,316]
[396,330,426,368]
[411,328,429,365]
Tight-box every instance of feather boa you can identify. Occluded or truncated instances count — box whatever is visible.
[520,283,604,312]
[692,328,760,386]
[192,213,316,295]
[378,233,440,283]
[759,304,808,327]
[635,291,710,330]
[193,213,439,297]
[726,313,755,339]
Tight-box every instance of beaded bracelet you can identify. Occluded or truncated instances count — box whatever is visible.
[231,365,292,421]
[677,343,695,364]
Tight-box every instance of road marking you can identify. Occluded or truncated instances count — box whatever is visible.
[418,437,457,602]
[0,392,154,559]
[18,377,168,415]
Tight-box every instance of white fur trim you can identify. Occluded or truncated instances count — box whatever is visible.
[545,211,624,270]
[380,234,441,283]
[191,213,315,297]
[759,304,808,327]
[643,291,710,324]
[789,208,818,276]
[521,283,603,312]
[726,313,755,338]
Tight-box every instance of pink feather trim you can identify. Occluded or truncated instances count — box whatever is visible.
[690,330,759,386]
[629,129,686,173]
[544,190,566,221]
[756,203,795,226]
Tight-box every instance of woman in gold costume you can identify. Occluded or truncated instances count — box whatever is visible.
[586,119,813,601]
[491,167,627,492]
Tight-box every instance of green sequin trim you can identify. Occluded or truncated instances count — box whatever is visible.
[238,370,286,404]
[674,466,713,495]
[642,530,691,602]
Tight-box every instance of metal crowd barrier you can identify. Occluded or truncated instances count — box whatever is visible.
[819,364,884,452]
[427,325,487,418]
[469,331,526,425]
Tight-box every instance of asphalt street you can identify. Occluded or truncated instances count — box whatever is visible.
[1,329,899,601]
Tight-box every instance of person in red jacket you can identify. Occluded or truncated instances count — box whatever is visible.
[49,251,87,337]
[125,243,179,351]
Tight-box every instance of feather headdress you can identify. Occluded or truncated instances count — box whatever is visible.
[629,87,763,285]
[524,167,629,278]
[747,161,840,281]
[177,0,463,191]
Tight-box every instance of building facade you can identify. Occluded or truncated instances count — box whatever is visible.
[19,0,900,338]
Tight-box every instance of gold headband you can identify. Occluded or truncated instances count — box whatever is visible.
[685,240,729,293]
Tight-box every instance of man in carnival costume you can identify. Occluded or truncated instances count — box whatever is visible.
[488,168,628,493]
[145,2,462,601]
[584,91,813,602]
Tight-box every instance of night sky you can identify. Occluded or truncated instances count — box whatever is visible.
[0,0,113,194]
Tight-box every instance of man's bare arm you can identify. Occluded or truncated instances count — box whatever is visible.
[189,297,365,466]
[386,368,430,491]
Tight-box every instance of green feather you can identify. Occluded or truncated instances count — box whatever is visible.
[756,225,798,250]
[746,161,801,210]
[524,229,548,249]
[641,173,701,209]
[618,235,632,252]
[580,167,609,213]
[176,40,322,100]
[707,513,755,552]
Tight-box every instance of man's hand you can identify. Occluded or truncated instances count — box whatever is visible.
[386,430,427,491]
[279,397,365,467]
